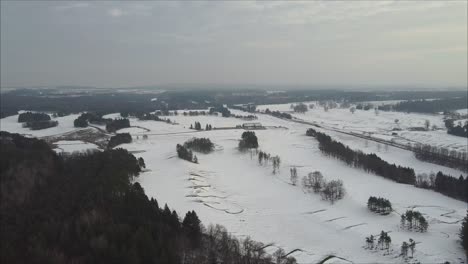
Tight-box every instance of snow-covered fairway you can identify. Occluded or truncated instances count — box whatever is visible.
[1,111,466,263]
[120,112,466,263]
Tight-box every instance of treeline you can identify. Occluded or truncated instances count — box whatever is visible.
[433,171,467,202]
[378,97,468,113]
[367,196,392,215]
[108,133,132,149]
[136,112,172,124]
[190,122,213,131]
[307,128,416,184]
[411,143,467,172]
[444,119,468,138]
[307,128,468,202]
[17,111,50,122]
[264,109,292,119]
[0,132,296,264]
[183,138,214,153]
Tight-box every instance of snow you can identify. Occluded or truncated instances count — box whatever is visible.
[0,113,84,138]
[1,108,466,263]
[119,111,466,263]
[256,103,467,153]
[116,127,148,134]
[102,113,122,119]
[53,140,99,154]
[455,109,468,115]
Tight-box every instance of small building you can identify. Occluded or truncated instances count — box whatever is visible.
[242,122,264,130]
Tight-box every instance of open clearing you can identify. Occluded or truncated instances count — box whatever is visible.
[1,108,466,263]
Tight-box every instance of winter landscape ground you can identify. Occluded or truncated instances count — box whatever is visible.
[1,103,466,264]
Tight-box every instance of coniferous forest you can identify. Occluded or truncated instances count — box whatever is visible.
[0,132,296,264]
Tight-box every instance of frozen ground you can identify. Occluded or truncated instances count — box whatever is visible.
[1,110,466,263]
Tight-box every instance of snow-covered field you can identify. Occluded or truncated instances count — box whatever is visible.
[1,109,466,263]
[53,140,99,154]
[257,102,467,153]
[0,113,84,138]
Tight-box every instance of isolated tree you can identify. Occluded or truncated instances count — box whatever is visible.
[290,167,298,185]
[350,107,356,114]
[239,131,259,150]
[424,119,430,131]
[310,171,324,193]
[293,103,308,113]
[401,242,408,258]
[272,156,281,174]
[193,155,198,164]
[408,238,415,257]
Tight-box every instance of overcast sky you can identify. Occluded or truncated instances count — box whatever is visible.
[1,1,467,89]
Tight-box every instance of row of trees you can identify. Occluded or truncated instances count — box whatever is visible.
[264,109,292,119]
[1,131,295,264]
[183,138,215,153]
[108,133,132,149]
[307,128,468,202]
[176,144,198,163]
[255,150,281,174]
[190,122,213,131]
[136,112,172,124]
[229,104,256,113]
[400,210,428,232]
[301,171,345,204]
[307,128,416,184]
[367,196,392,215]
[411,143,467,172]
[17,111,50,122]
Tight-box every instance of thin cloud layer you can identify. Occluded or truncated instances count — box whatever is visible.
[1,1,466,88]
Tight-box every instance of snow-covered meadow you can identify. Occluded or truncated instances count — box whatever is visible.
[257,102,468,153]
[1,108,466,263]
